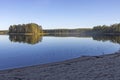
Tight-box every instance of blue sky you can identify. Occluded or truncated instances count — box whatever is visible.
[0,0,120,30]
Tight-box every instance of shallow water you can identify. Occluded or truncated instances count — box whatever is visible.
[0,35,120,70]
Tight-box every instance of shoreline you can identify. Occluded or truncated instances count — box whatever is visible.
[0,52,120,80]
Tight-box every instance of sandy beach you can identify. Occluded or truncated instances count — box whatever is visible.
[0,52,120,80]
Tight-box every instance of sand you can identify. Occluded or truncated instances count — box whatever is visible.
[0,52,120,80]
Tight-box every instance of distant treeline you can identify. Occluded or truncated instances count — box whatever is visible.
[9,23,43,34]
[0,23,118,36]
[93,23,120,34]
[43,23,120,35]
[43,28,92,35]
[0,30,8,34]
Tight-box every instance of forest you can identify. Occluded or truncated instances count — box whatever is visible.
[0,30,8,34]
[0,23,117,36]
[43,28,92,35]
[93,23,120,34]
[9,23,43,34]
[43,23,120,35]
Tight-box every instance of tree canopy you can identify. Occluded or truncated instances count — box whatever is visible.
[9,23,42,34]
[93,23,120,33]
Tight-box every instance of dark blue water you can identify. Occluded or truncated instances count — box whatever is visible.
[0,35,120,70]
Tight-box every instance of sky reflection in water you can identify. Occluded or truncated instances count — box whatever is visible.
[0,35,120,70]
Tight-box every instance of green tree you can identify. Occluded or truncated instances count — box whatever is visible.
[9,23,43,34]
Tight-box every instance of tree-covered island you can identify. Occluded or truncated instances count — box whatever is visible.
[9,23,43,35]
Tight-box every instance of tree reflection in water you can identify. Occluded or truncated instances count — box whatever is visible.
[92,35,120,44]
[9,35,42,45]
[45,33,120,44]
[9,33,120,45]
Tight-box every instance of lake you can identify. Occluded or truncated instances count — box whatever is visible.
[0,35,120,70]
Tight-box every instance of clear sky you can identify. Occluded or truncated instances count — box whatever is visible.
[0,0,120,30]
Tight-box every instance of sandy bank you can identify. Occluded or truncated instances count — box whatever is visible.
[0,52,120,80]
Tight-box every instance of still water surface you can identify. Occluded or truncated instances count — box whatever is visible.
[0,35,120,70]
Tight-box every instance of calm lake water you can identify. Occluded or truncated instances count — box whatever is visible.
[0,35,120,70]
